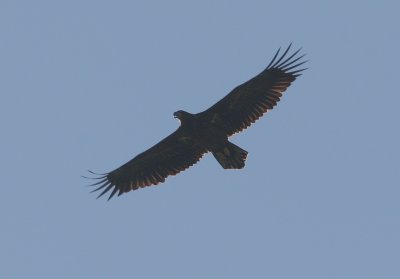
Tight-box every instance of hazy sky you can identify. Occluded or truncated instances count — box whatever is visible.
[1,1,399,278]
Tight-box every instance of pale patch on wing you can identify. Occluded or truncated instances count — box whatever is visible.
[223,147,230,156]
[215,151,226,160]
[210,113,221,124]
[228,89,246,110]
[178,136,194,144]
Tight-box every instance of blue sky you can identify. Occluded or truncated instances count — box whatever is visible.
[1,1,399,278]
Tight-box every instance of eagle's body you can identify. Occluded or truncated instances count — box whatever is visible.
[89,44,307,200]
[174,110,248,169]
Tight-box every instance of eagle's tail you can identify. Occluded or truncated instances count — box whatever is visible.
[212,142,248,169]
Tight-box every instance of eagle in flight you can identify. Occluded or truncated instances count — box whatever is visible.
[89,44,306,200]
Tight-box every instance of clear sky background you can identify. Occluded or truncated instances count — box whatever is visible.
[1,1,399,278]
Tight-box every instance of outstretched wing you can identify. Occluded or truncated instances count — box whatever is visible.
[199,44,306,136]
[89,128,206,200]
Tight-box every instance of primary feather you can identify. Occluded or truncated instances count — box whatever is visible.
[199,43,306,136]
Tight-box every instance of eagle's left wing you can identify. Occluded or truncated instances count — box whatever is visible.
[199,44,306,136]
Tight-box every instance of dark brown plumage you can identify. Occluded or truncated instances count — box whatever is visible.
[88,44,306,200]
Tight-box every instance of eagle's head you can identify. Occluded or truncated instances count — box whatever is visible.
[173,110,188,119]
[173,110,193,125]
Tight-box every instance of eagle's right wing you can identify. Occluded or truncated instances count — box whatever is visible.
[89,128,206,200]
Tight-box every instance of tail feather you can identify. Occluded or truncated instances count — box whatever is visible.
[212,142,248,169]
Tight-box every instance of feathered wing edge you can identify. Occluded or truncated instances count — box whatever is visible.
[86,130,206,200]
[264,43,307,77]
[87,155,204,201]
[200,43,307,136]
[231,43,307,135]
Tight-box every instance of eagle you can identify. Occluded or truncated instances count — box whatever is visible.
[88,44,306,200]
